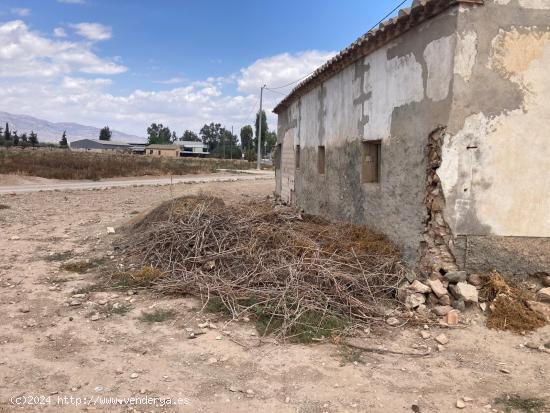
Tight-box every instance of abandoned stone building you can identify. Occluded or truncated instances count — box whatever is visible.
[273,0,550,277]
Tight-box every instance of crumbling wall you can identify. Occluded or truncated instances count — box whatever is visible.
[419,127,458,275]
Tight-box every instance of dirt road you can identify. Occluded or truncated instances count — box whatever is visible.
[0,177,549,412]
[0,171,274,194]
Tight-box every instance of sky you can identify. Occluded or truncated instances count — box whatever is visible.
[0,0,412,138]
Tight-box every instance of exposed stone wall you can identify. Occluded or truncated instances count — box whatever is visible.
[419,127,458,275]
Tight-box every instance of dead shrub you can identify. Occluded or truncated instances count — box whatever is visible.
[482,271,545,333]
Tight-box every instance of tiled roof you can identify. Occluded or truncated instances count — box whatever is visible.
[273,0,484,114]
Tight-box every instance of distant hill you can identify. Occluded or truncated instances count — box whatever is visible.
[0,112,145,143]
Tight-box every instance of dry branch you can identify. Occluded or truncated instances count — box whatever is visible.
[116,195,408,340]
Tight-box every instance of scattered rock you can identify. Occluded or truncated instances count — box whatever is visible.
[452,299,466,312]
[499,368,511,374]
[462,397,473,402]
[439,294,451,306]
[437,344,445,352]
[130,373,139,379]
[90,314,100,321]
[9,236,20,240]
[115,368,123,375]
[542,276,550,288]
[69,300,81,306]
[448,284,460,300]
[420,331,431,339]
[433,305,453,316]
[456,398,466,409]
[479,302,488,312]
[525,341,540,350]
[228,385,239,392]
[245,389,254,395]
[444,310,459,326]
[427,279,447,298]
[455,282,478,303]
[444,271,467,284]
[26,319,37,328]
[468,273,483,286]
[106,227,116,234]
[386,317,400,326]
[527,301,550,322]
[409,280,431,294]
[435,334,449,345]
[427,293,439,306]
[536,287,550,303]
[405,293,426,309]
[19,306,30,313]
[207,357,218,364]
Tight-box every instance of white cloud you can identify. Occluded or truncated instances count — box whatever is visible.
[53,27,67,37]
[0,20,126,77]
[238,50,335,94]
[70,22,112,41]
[58,0,87,4]
[154,77,187,85]
[0,20,334,139]
[11,8,31,17]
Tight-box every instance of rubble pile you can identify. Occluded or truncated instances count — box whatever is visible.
[399,268,550,331]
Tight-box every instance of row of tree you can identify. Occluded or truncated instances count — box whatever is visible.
[142,110,277,160]
[0,123,39,148]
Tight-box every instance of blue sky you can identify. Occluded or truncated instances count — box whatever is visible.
[0,0,412,137]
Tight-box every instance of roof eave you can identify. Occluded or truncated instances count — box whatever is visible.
[272,0,484,115]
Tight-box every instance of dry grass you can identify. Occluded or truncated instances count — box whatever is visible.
[481,271,546,333]
[0,149,253,180]
[116,195,407,341]
[494,394,548,413]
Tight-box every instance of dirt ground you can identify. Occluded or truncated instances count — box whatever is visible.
[0,177,549,413]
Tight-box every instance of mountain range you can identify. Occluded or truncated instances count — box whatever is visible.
[0,112,145,143]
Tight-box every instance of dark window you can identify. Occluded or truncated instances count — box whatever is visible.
[361,141,381,183]
[158,150,161,155]
[317,146,325,175]
[295,145,300,169]
[149,149,153,154]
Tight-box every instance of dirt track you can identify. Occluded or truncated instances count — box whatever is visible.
[0,177,549,412]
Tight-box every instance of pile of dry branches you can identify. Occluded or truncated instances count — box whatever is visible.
[118,195,407,340]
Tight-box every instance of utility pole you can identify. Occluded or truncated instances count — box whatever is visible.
[230,126,233,160]
[257,84,265,170]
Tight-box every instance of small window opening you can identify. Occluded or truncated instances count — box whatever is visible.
[317,145,325,175]
[295,145,301,169]
[361,141,381,183]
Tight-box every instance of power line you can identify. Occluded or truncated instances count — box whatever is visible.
[265,0,409,91]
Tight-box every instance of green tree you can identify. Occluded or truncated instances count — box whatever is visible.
[254,110,268,151]
[3,123,11,147]
[240,125,253,151]
[20,133,29,148]
[12,131,20,146]
[59,131,68,147]
[244,148,257,162]
[99,126,112,141]
[147,123,172,144]
[181,130,200,142]
[264,131,277,156]
[199,123,224,151]
[29,131,38,147]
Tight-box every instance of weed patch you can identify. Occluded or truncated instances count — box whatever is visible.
[45,251,72,262]
[338,346,365,366]
[139,308,176,323]
[0,204,10,210]
[494,394,548,412]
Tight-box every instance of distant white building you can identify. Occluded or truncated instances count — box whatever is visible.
[70,139,130,153]
[179,141,209,157]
